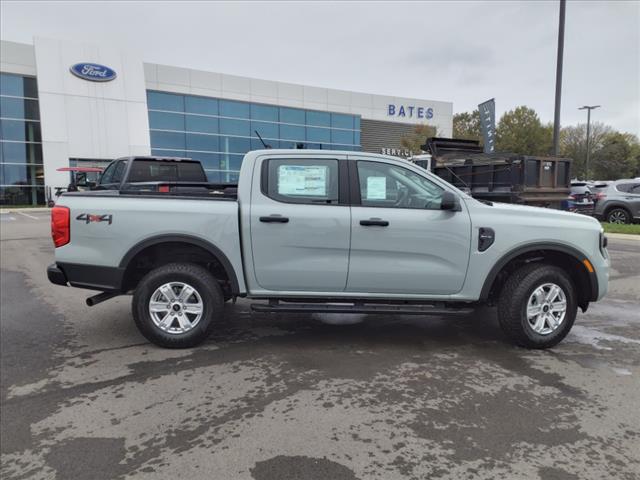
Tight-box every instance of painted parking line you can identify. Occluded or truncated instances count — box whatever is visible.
[18,211,40,220]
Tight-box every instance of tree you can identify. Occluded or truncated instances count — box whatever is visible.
[559,122,613,179]
[399,124,437,154]
[591,132,639,180]
[453,110,482,143]
[495,106,553,156]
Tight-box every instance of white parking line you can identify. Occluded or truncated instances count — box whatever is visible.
[18,212,39,220]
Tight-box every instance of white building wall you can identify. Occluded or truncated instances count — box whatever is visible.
[33,37,151,189]
[144,63,453,137]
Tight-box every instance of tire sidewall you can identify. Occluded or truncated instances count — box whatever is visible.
[133,263,223,348]
[516,267,577,347]
[607,208,630,224]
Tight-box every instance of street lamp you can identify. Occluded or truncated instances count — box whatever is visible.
[578,105,600,180]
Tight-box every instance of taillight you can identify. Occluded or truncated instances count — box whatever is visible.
[51,206,70,247]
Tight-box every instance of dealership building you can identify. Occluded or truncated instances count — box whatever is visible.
[0,37,452,205]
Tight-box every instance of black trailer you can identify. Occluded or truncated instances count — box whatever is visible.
[419,138,572,209]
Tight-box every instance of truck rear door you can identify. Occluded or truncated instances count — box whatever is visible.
[249,154,350,292]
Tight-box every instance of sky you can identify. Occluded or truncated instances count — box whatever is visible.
[1,1,638,135]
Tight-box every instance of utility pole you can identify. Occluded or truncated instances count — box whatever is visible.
[552,0,566,155]
[579,105,600,179]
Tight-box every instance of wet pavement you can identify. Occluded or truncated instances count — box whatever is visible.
[1,211,639,479]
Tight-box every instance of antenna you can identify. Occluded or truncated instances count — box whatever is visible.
[254,130,271,149]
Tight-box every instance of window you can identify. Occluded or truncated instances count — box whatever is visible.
[265,159,339,204]
[98,161,117,185]
[1,97,40,120]
[280,124,305,141]
[251,121,278,139]
[331,113,353,129]
[127,160,205,182]
[149,111,184,131]
[111,160,127,184]
[186,133,219,152]
[306,126,330,143]
[186,115,218,134]
[616,183,639,193]
[357,161,443,209]
[279,107,305,124]
[0,74,37,98]
[150,131,185,149]
[251,104,278,122]
[147,91,184,112]
[219,118,250,136]
[630,184,640,194]
[219,100,250,118]
[185,96,218,115]
[0,120,42,142]
[306,111,330,127]
[331,129,353,145]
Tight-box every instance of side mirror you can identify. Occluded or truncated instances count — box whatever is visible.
[440,191,459,211]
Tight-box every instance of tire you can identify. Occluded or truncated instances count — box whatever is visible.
[497,263,577,349]
[606,207,631,224]
[132,263,224,348]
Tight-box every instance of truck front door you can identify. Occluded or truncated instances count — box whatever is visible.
[250,155,351,292]
[346,159,472,295]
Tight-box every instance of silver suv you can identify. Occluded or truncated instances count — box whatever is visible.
[593,179,640,224]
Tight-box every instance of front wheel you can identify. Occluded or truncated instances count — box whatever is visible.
[132,263,224,348]
[606,207,631,224]
[497,264,577,349]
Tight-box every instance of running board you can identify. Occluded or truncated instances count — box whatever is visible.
[251,301,474,316]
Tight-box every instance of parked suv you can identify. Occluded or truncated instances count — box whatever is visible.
[562,182,595,215]
[593,179,640,224]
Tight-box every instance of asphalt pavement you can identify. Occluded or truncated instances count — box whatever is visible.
[1,211,639,480]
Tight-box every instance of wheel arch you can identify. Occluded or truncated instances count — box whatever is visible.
[119,234,240,295]
[480,242,599,309]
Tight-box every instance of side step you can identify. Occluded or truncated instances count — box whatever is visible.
[251,301,474,316]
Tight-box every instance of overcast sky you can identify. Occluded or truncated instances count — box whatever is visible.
[2,1,638,135]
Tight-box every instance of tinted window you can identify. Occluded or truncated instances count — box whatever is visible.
[331,113,353,129]
[251,104,278,121]
[0,120,41,142]
[149,111,184,131]
[150,131,185,149]
[186,133,219,152]
[616,183,639,193]
[185,96,218,115]
[219,118,250,136]
[185,115,218,134]
[111,161,127,184]
[147,91,184,112]
[357,161,443,209]
[99,161,118,185]
[266,158,339,204]
[279,107,305,124]
[630,184,640,194]
[306,111,330,127]
[0,97,40,120]
[1,142,43,164]
[280,124,305,141]
[127,160,205,182]
[0,73,37,98]
[219,100,250,118]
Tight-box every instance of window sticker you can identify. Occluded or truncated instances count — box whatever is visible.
[278,165,328,196]
[366,176,387,200]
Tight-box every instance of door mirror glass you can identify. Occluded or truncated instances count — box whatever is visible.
[440,191,458,211]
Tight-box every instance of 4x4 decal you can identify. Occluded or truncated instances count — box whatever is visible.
[76,213,113,225]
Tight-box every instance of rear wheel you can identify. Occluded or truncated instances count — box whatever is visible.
[132,263,223,348]
[606,207,631,224]
[497,264,577,349]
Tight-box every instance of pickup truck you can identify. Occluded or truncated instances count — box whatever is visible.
[47,150,610,349]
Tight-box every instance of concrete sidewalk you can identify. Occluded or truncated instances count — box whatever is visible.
[0,207,51,214]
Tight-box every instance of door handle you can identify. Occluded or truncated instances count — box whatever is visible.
[360,218,389,227]
[260,215,289,223]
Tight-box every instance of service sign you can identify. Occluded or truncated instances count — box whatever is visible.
[70,63,117,82]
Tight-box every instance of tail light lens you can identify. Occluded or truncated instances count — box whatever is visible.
[51,206,70,247]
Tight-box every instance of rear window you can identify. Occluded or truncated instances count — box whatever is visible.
[127,160,205,182]
[616,182,640,193]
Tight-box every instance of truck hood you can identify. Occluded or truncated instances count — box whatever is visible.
[481,201,601,228]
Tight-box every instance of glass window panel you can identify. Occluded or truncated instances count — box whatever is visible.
[0,97,40,120]
[185,96,218,115]
[222,154,244,171]
[304,142,322,150]
[150,130,185,149]
[354,130,361,146]
[306,111,330,127]
[148,111,184,131]
[185,115,218,134]
[266,159,339,204]
[1,163,44,186]
[147,91,184,112]
[219,136,250,154]
[306,126,330,143]
[1,141,43,163]
[251,121,278,139]
[279,107,305,124]
[151,148,186,158]
[219,118,250,136]
[223,171,240,184]
[279,140,299,150]
[219,100,250,118]
[354,116,361,131]
[251,104,278,121]
[186,133,219,152]
[280,124,305,141]
[330,129,353,145]
[205,170,221,183]
[1,74,37,98]
[189,152,220,170]
[0,120,41,142]
[331,113,353,129]
[0,186,45,206]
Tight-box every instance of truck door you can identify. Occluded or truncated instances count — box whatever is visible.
[346,159,472,295]
[250,155,351,292]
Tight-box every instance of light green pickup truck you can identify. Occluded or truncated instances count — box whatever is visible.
[48,150,610,349]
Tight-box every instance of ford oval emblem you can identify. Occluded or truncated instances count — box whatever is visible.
[70,63,117,82]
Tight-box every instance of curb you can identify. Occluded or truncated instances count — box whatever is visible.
[606,233,640,241]
[0,207,51,214]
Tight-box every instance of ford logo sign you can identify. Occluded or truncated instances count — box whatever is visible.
[69,63,117,82]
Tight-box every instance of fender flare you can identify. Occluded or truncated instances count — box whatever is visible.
[119,234,240,294]
[479,242,598,302]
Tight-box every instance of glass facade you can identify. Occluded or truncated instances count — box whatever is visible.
[0,73,44,205]
[147,91,361,183]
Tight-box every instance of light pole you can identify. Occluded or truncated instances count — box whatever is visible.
[552,0,566,155]
[578,105,600,179]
